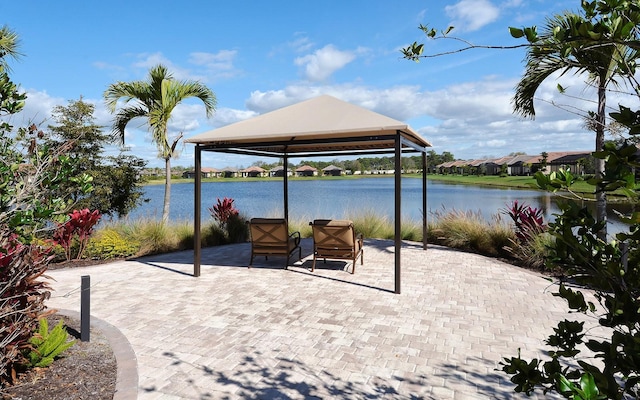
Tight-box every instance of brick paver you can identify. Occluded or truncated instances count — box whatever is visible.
[45,239,583,399]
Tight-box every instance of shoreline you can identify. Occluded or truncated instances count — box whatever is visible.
[144,174,637,203]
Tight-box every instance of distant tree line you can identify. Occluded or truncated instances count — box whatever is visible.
[248,150,455,172]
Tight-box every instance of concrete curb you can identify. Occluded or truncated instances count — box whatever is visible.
[57,309,138,400]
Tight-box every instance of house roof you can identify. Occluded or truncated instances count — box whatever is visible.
[185,95,431,156]
[322,165,343,171]
[526,151,591,164]
[296,165,317,172]
[242,166,265,172]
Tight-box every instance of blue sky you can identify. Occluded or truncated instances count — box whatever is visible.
[4,0,629,169]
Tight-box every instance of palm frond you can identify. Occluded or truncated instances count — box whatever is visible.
[111,106,148,145]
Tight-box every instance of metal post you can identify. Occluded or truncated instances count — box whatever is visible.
[80,275,90,342]
[422,152,428,250]
[194,145,202,277]
[283,153,289,220]
[394,133,402,294]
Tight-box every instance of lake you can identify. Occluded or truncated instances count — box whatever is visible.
[123,177,633,233]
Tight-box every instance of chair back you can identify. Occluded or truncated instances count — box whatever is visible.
[311,219,356,250]
[249,218,289,249]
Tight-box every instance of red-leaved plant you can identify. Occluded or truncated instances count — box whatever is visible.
[0,233,55,383]
[53,209,101,261]
[208,197,239,228]
[503,200,546,243]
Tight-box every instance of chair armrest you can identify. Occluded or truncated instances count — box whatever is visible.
[289,231,301,246]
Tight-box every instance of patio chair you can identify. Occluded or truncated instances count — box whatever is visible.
[309,219,363,274]
[248,218,301,269]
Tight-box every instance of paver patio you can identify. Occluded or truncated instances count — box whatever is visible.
[45,239,586,399]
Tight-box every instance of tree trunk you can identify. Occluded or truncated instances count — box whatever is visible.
[595,82,607,240]
[163,157,171,224]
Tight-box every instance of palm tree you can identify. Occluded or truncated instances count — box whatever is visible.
[104,64,216,223]
[512,7,640,238]
[0,25,21,70]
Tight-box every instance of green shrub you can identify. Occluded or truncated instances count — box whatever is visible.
[428,208,515,257]
[86,228,139,259]
[226,214,249,243]
[202,221,226,246]
[26,318,75,368]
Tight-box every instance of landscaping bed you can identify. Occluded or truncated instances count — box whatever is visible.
[1,312,116,400]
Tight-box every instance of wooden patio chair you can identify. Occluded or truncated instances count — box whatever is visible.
[248,218,301,269]
[309,219,363,274]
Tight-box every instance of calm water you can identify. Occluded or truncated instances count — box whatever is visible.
[123,177,633,233]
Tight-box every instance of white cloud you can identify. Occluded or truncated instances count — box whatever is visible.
[12,90,63,127]
[294,45,357,82]
[210,107,258,127]
[188,50,240,80]
[289,34,314,53]
[445,0,500,32]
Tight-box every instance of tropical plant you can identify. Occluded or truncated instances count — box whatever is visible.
[0,26,92,383]
[25,319,75,368]
[53,209,101,261]
[401,0,640,240]
[503,200,546,243]
[104,64,217,223]
[209,197,239,228]
[510,2,640,239]
[499,139,640,399]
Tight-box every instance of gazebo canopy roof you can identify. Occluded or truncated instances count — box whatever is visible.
[185,95,431,157]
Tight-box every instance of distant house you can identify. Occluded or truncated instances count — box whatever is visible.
[182,167,219,178]
[220,167,239,178]
[322,165,343,176]
[269,166,292,177]
[527,151,592,174]
[436,160,467,174]
[506,155,535,176]
[296,165,318,177]
[241,166,266,177]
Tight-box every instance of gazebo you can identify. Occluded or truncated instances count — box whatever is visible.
[185,95,432,294]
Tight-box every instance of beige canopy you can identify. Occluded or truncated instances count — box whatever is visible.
[186,95,431,155]
[187,95,432,294]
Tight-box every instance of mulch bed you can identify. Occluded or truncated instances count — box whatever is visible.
[1,262,119,400]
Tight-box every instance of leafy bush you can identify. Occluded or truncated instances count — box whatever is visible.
[500,140,640,398]
[503,200,546,243]
[25,318,74,368]
[86,229,139,259]
[0,235,55,382]
[209,197,239,228]
[53,209,101,261]
[226,214,249,243]
[208,198,248,244]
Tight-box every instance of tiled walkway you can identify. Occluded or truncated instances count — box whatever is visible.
[45,239,583,399]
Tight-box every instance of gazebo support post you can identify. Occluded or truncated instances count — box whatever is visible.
[422,152,428,250]
[394,133,402,294]
[283,153,289,220]
[194,145,202,277]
